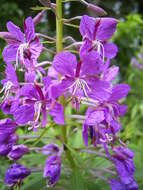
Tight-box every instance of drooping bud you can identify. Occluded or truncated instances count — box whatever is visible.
[42,144,59,156]
[8,145,28,160]
[33,10,45,25]
[4,163,31,186]
[88,3,107,16]
[43,155,61,187]
[39,0,51,7]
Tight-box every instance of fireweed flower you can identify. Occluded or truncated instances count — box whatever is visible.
[13,81,64,130]
[43,155,61,187]
[4,163,31,186]
[79,15,118,61]
[50,51,111,104]
[82,83,130,148]
[8,144,28,160]
[111,146,136,186]
[2,17,42,69]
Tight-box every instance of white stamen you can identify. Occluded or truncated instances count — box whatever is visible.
[34,101,42,123]
[0,81,13,100]
[93,40,105,62]
[68,78,91,97]
[16,43,29,69]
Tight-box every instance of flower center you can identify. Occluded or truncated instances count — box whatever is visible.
[68,78,91,97]
[93,40,105,62]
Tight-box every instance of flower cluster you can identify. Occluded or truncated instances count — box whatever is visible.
[0,2,138,189]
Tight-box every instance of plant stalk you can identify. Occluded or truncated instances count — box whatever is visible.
[56,0,75,169]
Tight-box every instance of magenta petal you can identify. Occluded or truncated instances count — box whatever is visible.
[110,84,130,101]
[88,79,111,102]
[103,66,119,82]
[96,18,117,41]
[30,36,43,60]
[104,43,118,59]
[41,107,47,127]
[13,105,34,125]
[49,78,73,99]
[81,51,104,75]
[49,102,64,125]
[2,44,18,63]
[85,110,105,126]
[20,84,39,100]
[6,21,24,42]
[3,63,18,86]
[53,52,77,76]
[80,15,95,40]
[24,17,35,42]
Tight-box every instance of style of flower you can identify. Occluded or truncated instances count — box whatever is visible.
[4,163,31,186]
[79,15,118,61]
[2,17,42,69]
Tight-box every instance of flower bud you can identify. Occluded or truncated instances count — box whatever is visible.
[42,144,59,156]
[0,143,12,156]
[39,0,51,7]
[8,145,28,160]
[43,155,61,187]
[33,10,45,25]
[4,163,31,186]
[88,3,107,16]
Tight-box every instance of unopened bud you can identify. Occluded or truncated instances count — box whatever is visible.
[33,10,45,25]
[39,0,51,7]
[88,3,107,16]
[8,144,28,160]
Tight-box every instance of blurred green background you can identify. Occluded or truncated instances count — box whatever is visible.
[0,0,143,189]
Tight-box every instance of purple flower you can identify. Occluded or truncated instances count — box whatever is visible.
[50,51,111,103]
[111,146,135,185]
[13,82,64,129]
[8,144,28,160]
[109,179,138,190]
[2,17,42,68]
[82,83,129,147]
[4,163,31,186]
[43,155,61,187]
[79,15,118,60]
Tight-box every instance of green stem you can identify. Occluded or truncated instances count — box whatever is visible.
[56,0,63,52]
[56,0,75,169]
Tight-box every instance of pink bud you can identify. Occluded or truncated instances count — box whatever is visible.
[39,0,51,7]
[33,10,45,25]
[88,3,107,16]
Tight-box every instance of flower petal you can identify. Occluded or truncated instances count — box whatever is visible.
[52,52,77,76]
[96,18,117,41]
[2,45,18,63]
[23,17,35,42]
[104,42,118,59]
[110,84,130,101]
[6,21,24,42]
[80,15,95,40]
